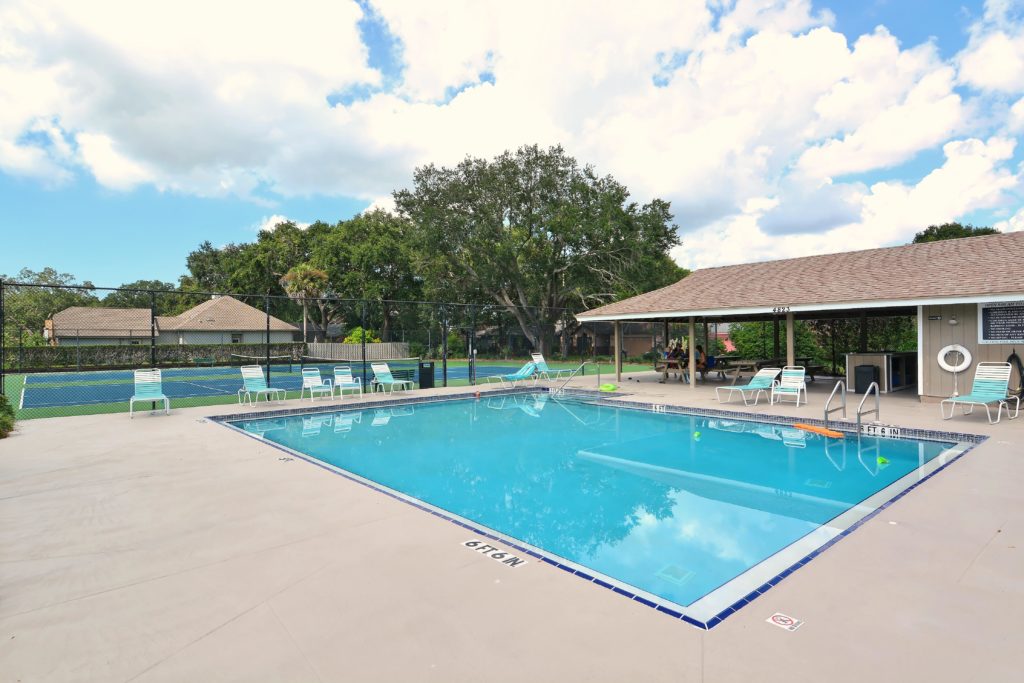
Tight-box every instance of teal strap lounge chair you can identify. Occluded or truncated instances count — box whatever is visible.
[300,368,334,401]
[771,366,807,406]
[129,368,169,418]
[485,362,537,387]
[941,362,1020,424]
[715,367,781,406]
[238,365,286,406]
[371,362,415,394]
[333,366,364,398]
[530,353,571,381]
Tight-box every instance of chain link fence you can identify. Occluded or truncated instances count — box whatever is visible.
[0,281,634,421]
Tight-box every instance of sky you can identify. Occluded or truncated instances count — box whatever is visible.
[2,0,1024,286]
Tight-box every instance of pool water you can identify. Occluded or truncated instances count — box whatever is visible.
[231,393,957,619]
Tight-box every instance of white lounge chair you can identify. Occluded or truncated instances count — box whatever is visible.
[238,365,286,406]
[300,368,333,401]
[333,366,363,398]
[771,366,807,406]
[129,368,169,418]
[715,367,781,406]
[371,362,415,394]
[941,362,1020,424]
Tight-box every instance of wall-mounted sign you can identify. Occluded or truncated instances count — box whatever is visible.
[979,302,1024,344]
[928,315,942,321]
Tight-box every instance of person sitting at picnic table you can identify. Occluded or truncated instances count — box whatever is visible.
[695,344,708,375]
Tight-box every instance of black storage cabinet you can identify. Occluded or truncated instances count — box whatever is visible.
[418,361,435,389]
[854,364,880,393]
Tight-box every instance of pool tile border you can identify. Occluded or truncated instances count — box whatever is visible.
[211,387,987,631]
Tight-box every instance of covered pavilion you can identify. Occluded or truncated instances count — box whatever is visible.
[577,232,1024,400]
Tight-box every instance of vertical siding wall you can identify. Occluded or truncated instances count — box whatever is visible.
[920,303,1019,398]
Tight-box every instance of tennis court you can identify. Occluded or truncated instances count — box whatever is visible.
[17,359,524,409]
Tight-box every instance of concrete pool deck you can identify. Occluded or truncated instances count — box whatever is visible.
[1,374,1021,682]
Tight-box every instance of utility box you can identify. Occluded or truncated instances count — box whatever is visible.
[854,364,880,393]
[418,361,435,389]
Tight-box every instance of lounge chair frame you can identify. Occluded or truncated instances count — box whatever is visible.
[941,362,1020,424]
[715,367,781,406]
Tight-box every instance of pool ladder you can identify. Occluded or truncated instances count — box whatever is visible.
[551,361,592,395]
[825,379,881,432]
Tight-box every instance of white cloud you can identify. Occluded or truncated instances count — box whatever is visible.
[995,206,1024,231]
[256,215,311,233]
[0,0,1022,269]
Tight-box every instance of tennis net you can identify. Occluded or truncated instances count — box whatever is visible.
[229,354,294,372]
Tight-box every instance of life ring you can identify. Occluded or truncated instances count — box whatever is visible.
[937,344,972,373]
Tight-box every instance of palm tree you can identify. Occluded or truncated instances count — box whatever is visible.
[280,264,329,342]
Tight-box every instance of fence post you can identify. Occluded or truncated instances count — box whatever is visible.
[265,295,271,384]
[19,328,24,374]
[360,301,368,389]
[0,279,4,397]
[441,309,448,388]
[469,305,477,385]
[150,291,157,410]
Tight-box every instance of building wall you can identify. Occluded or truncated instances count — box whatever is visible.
[920,303,1019,399]
[155,331,295,345]
[54,336,150,346]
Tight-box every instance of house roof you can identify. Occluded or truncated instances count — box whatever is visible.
[50,307,153,338]
[159,296,298,332]
[578,232,1024,321]
[50,296,298,337]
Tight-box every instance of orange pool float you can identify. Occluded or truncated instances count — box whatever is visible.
[793,423,845,439]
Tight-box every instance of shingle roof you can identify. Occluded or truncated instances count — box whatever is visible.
[50,307,153,338]
[579,232,1024,320]
[160,296,297,332]
[49,296,298,337]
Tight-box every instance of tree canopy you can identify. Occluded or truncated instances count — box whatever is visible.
[1,268,96,346]
[912,222,998,243]
[394,144,682,352]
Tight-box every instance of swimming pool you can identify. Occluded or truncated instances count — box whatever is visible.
[225,391,971,627]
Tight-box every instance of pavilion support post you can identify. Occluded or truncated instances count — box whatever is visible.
[786,312,795,368]
[688,317,696,389]
[859,310,868,353]
[773,318,781,359]
[663,319,669,351]
[613,320,622,382]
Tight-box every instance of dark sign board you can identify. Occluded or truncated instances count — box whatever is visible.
[979,302,1024,344]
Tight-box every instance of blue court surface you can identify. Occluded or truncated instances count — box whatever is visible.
[18,362,522,409]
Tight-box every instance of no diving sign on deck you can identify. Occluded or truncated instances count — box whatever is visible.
[767,612,804,632]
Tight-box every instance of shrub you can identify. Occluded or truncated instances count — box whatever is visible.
[341,326,383,344]
[408,341,426,358]
[0,394,15,438]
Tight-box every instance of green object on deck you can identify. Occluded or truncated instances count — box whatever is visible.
[599,383,618,392]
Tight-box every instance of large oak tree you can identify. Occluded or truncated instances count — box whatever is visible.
[394,144,683,353]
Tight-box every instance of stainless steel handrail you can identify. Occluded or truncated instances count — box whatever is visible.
[856,381,880,432]
[552,361,592,395]
[824,380,847,424]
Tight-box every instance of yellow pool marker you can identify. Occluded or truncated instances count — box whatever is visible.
[793,423,845,439]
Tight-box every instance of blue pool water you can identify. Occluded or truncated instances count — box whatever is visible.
[231,394,956,612]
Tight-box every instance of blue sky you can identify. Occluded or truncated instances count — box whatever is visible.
[1,0,1018,285]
